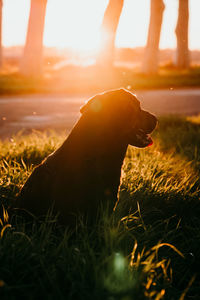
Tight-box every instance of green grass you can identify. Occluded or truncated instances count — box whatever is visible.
[0,116,200,299]
[0,65,200,95]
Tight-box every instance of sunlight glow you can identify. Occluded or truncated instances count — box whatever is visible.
[43,0,107,54]
[2,0,200,51]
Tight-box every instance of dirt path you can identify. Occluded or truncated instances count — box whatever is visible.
[0,89,200,140]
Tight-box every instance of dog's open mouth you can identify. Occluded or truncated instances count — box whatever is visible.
[135,129,153,148]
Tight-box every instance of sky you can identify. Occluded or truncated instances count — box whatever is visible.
[2,0,200,51]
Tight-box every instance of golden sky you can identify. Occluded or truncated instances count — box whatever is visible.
[2,0,200,51]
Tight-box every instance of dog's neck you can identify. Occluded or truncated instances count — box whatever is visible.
[45,113,128,207]
[54,114,128,167]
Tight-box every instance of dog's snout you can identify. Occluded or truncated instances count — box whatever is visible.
[141,110,158,133]
[150,114,158,130]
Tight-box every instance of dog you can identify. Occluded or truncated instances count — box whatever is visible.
[16,89,157,225]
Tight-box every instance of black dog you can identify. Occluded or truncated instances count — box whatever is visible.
[16,89,157,225]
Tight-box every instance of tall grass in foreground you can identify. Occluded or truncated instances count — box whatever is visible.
[0,116,200,299]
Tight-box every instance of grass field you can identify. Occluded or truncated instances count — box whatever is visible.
[0,65,200,95]
[0,115,200,299]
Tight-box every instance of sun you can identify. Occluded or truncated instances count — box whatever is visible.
[66,32,101,55]
[43,0,107,54]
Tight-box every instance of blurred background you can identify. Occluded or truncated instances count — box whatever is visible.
[0,0,200,138]
[1,0,200,80]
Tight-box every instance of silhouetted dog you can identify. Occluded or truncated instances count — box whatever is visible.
[16,89,157,225]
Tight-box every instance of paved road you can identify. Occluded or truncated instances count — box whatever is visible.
[0,89,200,140]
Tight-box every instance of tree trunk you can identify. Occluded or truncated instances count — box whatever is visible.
[175,0,190,69]
[20,0,47,76]
[142,0,165,74]
[97,0,124,67]
[0,0,3,68]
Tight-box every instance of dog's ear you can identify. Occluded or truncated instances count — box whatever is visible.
[80,95,102,114]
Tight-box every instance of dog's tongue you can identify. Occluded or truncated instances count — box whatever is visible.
[147,135,153,147]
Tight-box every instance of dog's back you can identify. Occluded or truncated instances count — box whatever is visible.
[17,111,125,224]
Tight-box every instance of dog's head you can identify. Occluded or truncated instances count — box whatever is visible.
[80,88,157,148]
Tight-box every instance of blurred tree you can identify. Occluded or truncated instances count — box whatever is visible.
[0,0,3,68]
[175,0,190,68]
[142,0,165,74]
[20,0,47,76]
[97,0,124,66]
